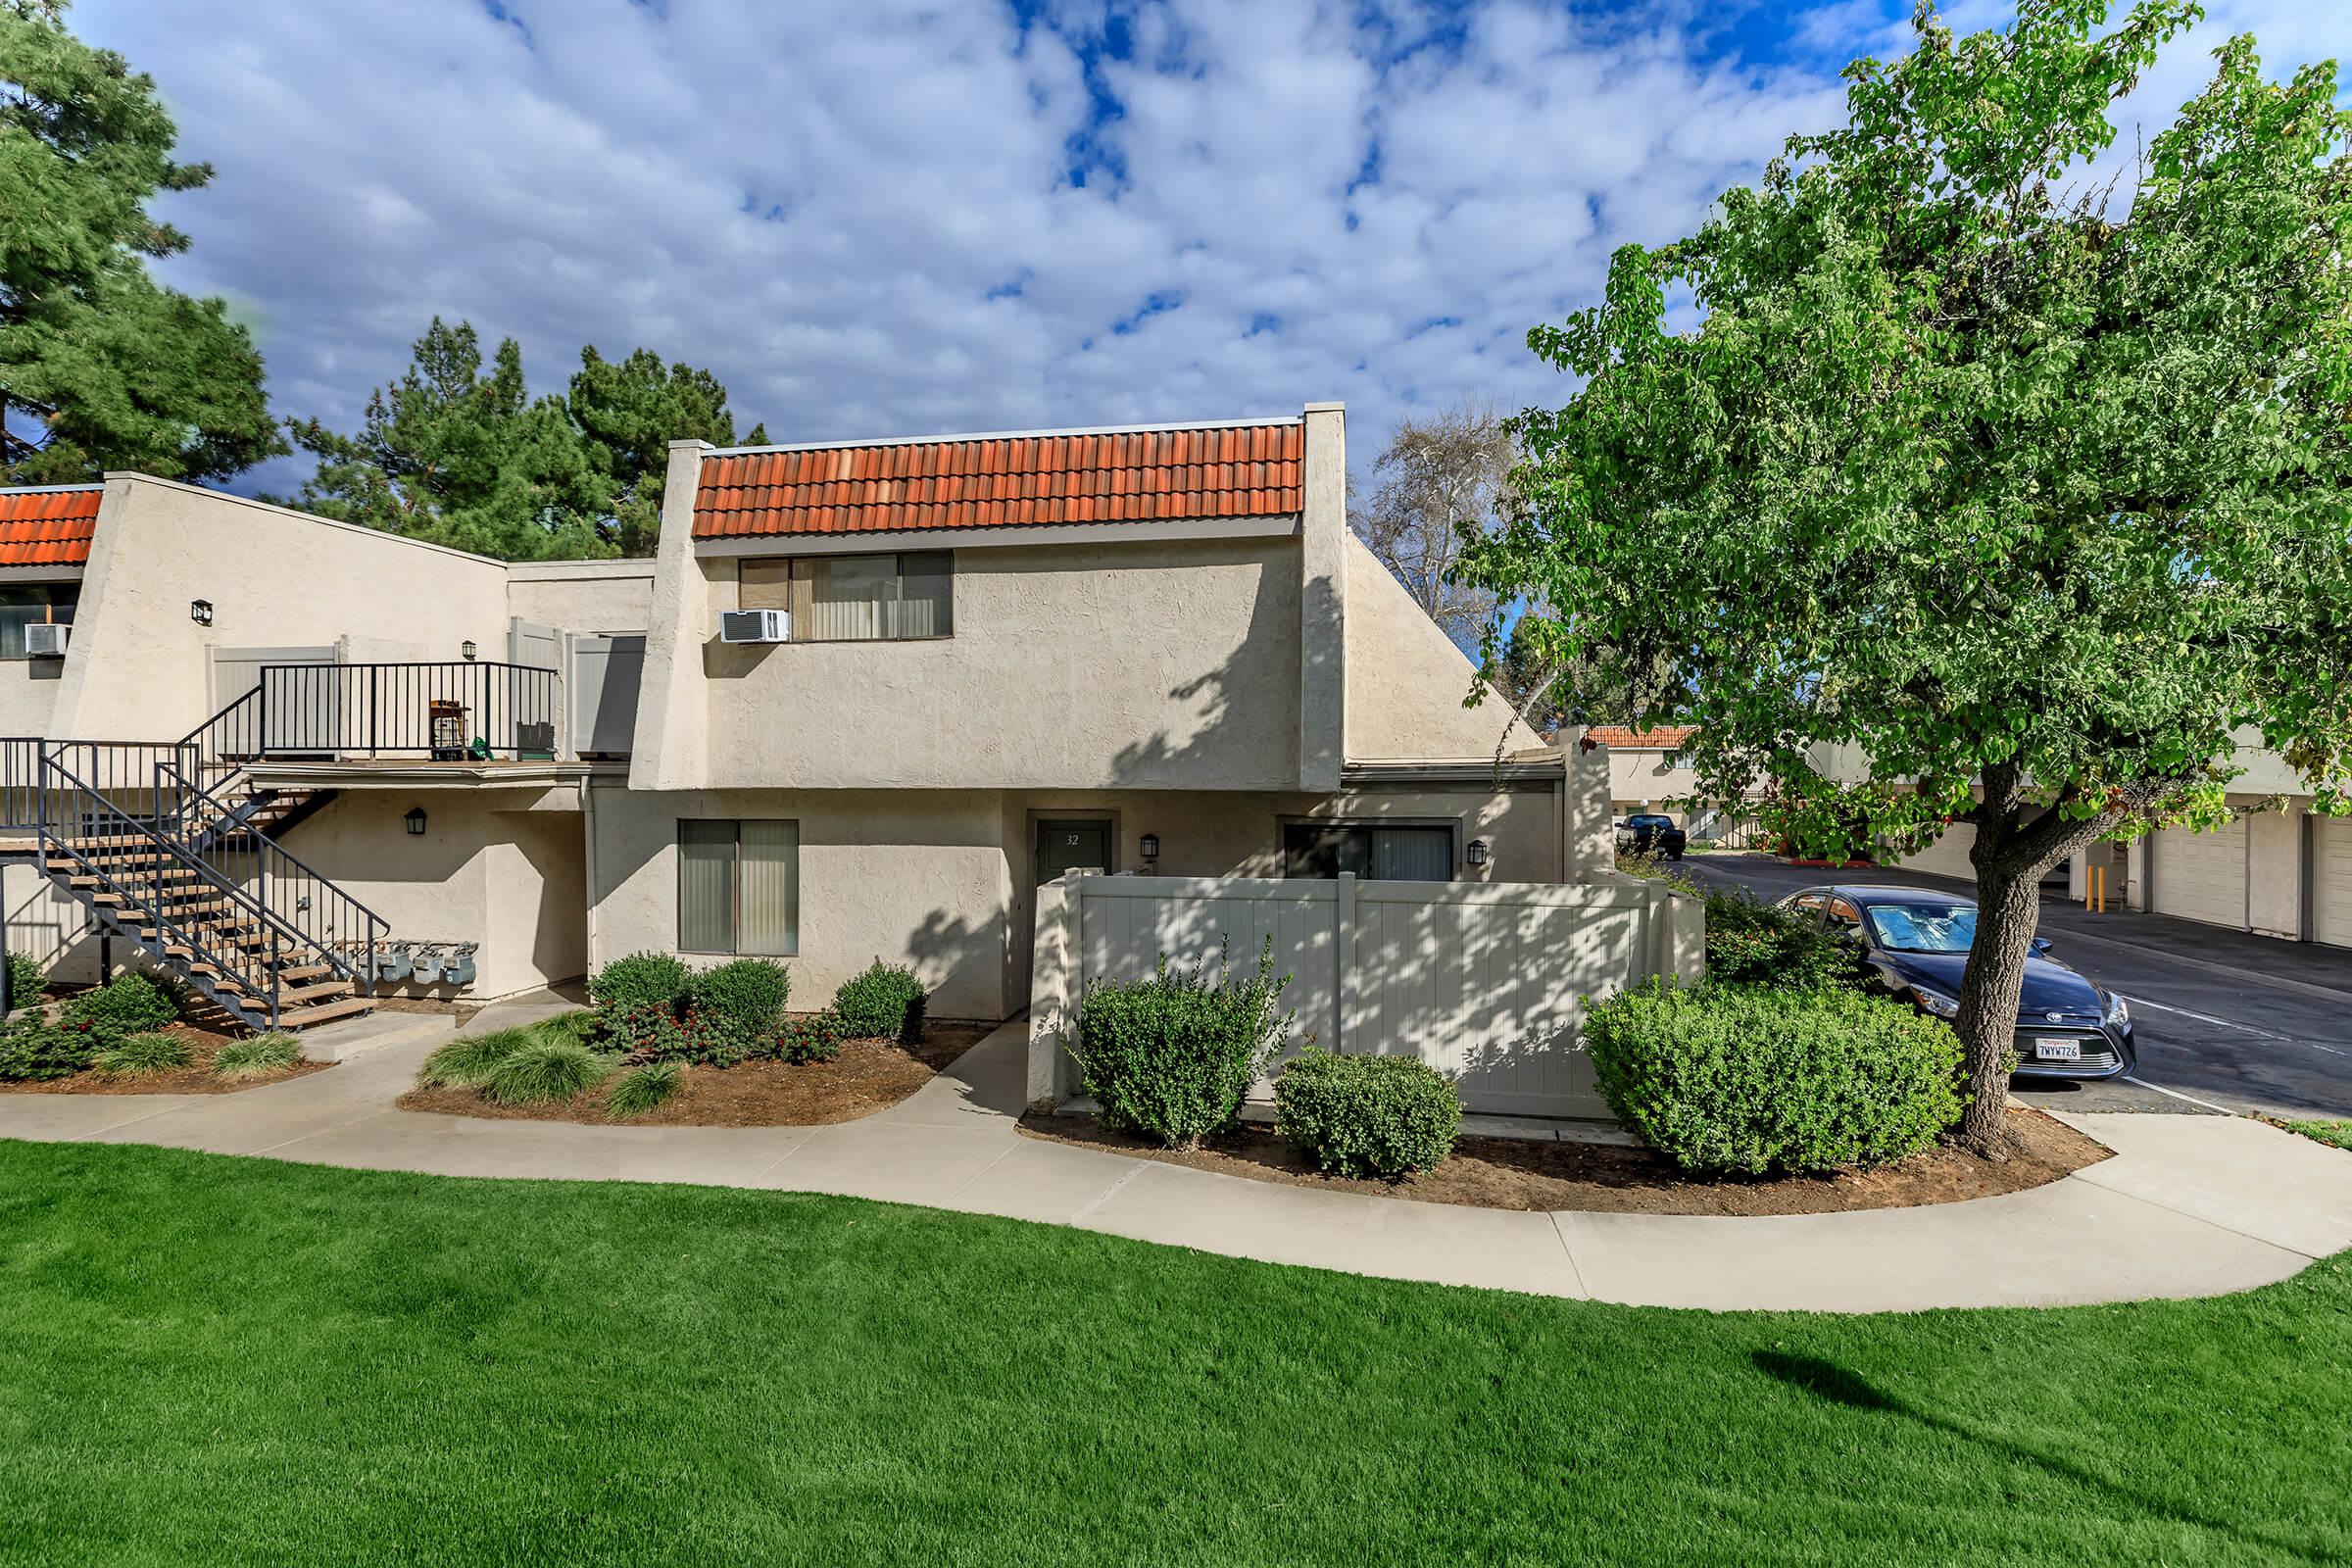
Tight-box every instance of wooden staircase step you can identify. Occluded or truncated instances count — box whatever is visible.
[275,980,352,1005]
[277,964,334,984]
[275,994,375,1030]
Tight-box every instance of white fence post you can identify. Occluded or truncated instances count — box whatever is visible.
[1024,870,1083,1106]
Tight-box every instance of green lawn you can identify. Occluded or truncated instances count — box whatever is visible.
[0,1142,2346,1566]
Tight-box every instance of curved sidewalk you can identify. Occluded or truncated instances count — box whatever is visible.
[4,1016,2348,1313]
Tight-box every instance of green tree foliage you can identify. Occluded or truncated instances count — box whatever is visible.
[1459,0,2352,1149]
[0,0,282,483]
[278,323,761,562]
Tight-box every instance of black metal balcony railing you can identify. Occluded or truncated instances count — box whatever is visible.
[187,662,563,766]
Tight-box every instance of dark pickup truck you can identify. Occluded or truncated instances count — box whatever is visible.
[1616,813,1688,859]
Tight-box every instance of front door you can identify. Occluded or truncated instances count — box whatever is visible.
[1035,818,1113,883]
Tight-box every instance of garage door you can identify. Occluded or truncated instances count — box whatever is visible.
[1896,822,1976,880]
[2317,815,2352,949]
[2152,818,2246,928]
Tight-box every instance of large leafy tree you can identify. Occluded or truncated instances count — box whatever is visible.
[280,326,761,560]
[1460,0,2352,1151]
[1350,402,1514,653]
[0,0,281,482]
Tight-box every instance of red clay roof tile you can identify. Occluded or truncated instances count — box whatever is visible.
[0,486,102,566]
[1585,725,1698,750]
[692,420,1306,540]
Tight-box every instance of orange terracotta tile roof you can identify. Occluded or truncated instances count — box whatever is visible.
[692,420,1306,539]
[0,486,102,566]
[1585,725,1698,751]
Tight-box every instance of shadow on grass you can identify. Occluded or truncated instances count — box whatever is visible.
[1750,1351,2327,1562]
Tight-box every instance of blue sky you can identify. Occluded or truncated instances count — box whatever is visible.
[73,0,2352,494]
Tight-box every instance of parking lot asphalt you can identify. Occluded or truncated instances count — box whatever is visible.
[1673,853,2352,1122]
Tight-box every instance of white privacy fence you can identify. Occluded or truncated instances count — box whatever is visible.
[1027,871,1705,1120]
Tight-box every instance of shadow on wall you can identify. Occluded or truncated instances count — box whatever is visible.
[1106,559,1328,789]
[906,906,1009,1020]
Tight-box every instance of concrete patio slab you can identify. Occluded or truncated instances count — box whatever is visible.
[298,1009,461,1063]
[2058,1110,2352,1259]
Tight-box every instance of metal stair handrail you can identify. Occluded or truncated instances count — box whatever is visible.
[158,758,383,993]
[37,751,290,1027]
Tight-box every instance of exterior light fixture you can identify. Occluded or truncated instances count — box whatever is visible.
[1466,839,1490,869]
[405,807,427,837]
[461,640,478,662]
[1140,833,1160,861]
[189,599,213,626]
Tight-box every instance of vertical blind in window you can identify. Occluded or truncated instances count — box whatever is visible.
[1280,824,1454,882]
[738,554,953,642]
[676,819,800,955]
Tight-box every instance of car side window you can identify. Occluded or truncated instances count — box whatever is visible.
[1826,898,1864,940]
[1790,892,1829,927]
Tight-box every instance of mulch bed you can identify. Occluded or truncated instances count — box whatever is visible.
[396,1020,996,1128]
[0,1022,328,1097]
[1017,1104,2110,1216]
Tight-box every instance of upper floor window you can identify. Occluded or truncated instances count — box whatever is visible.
[739,552,953,642]
[0,583,77,661]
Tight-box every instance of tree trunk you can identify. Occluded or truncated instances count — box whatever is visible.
[1953,854,2042,1154]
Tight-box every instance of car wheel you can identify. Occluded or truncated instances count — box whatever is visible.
[1668,850,1684,860]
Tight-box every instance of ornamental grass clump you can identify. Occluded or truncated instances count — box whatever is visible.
[605,1058,684,1119]
[213,1033,301,1080]
[1582,980,1964,1176]
[483,1040,612,1106]
[1068,939,1292,1150]
[832,961,926,1044]
[417,1027,533,1089]
[93,1031,192,1077]
[1273,1049,1462,1180]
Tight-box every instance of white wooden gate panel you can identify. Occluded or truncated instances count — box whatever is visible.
[2315,815,2352,950]
[2152,819,2246,929]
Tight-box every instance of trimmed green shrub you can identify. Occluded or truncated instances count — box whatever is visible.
[690,958,792,1032]
[4,952,43,1012]
[483,1040,613,1105]
[833,961,926,1044]
[0,1015,97,1081]
[597,1002,754,1067]
[763,1010,848,1065]
[65,973,180,1036]
[1068,941,1292,1150]
[417,1027,534,1089]
[606,1059,684,1119]
[1615,860,1859,991]
[214,1033,302,1080]
[94,1031,192,1076]
[1583,979,1965,1175]
[588,952,692,1008]
[1273,1049,1461,1179]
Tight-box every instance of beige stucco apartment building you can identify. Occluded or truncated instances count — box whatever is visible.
[0,402,1602,1022]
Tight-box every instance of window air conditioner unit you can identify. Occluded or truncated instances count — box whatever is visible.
[719,609,789,644]
[24,623,68,658]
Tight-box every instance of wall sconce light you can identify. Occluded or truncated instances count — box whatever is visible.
[405,807,427,837]
[1140,832,1160,861]
[1466,838,1490,869]
[461,640,478,662]
[189,599,213,626]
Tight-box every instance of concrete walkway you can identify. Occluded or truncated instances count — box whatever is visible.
[6,1017,2350,1313]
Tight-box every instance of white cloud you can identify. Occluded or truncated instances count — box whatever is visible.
[70,0,2352,496]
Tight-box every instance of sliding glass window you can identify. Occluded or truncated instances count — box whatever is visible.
[677,819,799,956]
[0,583,77,660]
[738,553,953,642]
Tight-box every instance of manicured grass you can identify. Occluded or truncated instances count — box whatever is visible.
[0,1142,2345,1566]
[2283,1119,2352,1152]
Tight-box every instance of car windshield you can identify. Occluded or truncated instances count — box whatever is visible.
[1866,903,1978,953]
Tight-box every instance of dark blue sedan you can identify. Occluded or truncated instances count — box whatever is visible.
[1776,885,2137,1080]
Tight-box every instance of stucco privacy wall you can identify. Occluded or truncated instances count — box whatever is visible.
[676,535,1304,791]
[286,788,588,1001]
[2,861,101,984]
[0,652,66,738]
[506,561,657,633]
[52,476,512,739]
[1341,532,1544,761]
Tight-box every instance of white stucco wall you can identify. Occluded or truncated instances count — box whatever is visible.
[1605,748,1700,813]
[679,535,1304,792]
[53,476,512,740]
[506,561,657,633]
[1342,533,1545,762]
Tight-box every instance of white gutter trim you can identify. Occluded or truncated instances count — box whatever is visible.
[703,414,1303,459]
[692,514,1299,558]
[0,483,104,497]
[0,564,84,582]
